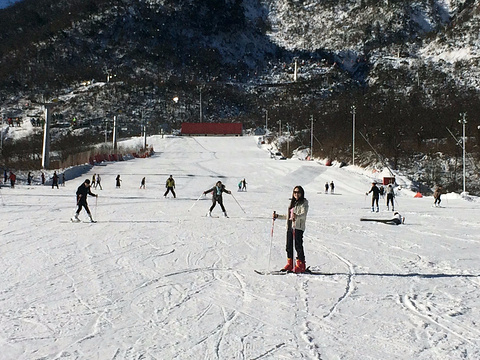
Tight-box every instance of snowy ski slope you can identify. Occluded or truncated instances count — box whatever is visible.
[1,135,479,359]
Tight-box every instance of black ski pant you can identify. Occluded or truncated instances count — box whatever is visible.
[286,228,305,262]
[434,196,441,205]
[386,194,394,209]
[164,187,176,198]
[209,198,226,213]
[371,196,379,208]
[76,201,91,215]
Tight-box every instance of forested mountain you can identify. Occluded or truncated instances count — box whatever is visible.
[0,0,479,193]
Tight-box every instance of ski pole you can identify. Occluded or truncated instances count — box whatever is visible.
[94,195,98,219]
[188,193,204,212]
[0,187,4,206]
[230,193,246,213]
[267,211,276,270]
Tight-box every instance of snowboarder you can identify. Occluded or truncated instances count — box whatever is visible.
[164,175,176,198]
[203,181,231,217]
[324,182,329,193]
[386,183,395,211]
[360,211,404,225]
[366,182,380,212]
[330,181,335,194]
[52,171,59,189]
[274,186,309,273]
[115,175,122,188]
[433,185,443,207]
[140,177,146,189]
[390,212,404,225]
[72,179,97,222]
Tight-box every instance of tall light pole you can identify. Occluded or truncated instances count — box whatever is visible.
[351,105,356,166]
[459,112,467,194]
[265,110,268,133]
[198,87,203,122]
[41,103,55,169]
[113,115,118,151]
[0,112,4,152]
[310,115,314,160]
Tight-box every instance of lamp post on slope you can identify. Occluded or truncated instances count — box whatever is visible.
[310,115,314,160]
[351,105,356,166]
[459,112,467,194]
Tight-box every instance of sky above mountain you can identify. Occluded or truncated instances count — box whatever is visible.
[0,0,21,10]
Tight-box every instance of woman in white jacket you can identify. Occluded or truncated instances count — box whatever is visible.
[274,186,309,273]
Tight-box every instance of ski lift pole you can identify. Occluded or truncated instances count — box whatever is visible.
[188,193,204,212]
[230,192,246,213]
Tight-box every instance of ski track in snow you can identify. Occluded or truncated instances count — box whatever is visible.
[317,241,356,319]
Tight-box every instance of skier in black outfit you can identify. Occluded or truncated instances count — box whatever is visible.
[72,179,97,222]
[366,182,381,212]
[386,184,395,211]
[203,181,231,217]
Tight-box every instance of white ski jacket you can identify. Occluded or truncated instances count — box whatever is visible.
[277,199,309,231]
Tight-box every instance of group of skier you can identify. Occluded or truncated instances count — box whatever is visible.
[69,171,440,274]
[366,182,397,212]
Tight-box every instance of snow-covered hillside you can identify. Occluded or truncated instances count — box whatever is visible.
[1,135,479,359]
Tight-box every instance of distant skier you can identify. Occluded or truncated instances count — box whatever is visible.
[92,174,96,188]
[330,181,335,194]
[62,173,66,186]
[52,171,59,189]
[324,182,329,193]
[41,172,45,185]
[96,174,102,190]
[386,183,395,211]
[238,180,242,191]
[433,185,443,207]
[116,175,122,188]
[27,172,32,185]
[203,181,231,217]
[164,175,176,198]
[140,177,146,189]
[274,185,309,273]
[366,182,380,212]
[72,179,97,223]
[242,178,247,191]
[9,171,16,188]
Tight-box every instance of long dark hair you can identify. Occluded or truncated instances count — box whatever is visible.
[289,185,305,210]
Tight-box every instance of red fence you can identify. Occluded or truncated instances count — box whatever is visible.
[181,122,243,136]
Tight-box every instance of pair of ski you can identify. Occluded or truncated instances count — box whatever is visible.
[71,218,97,223]
[255,267,321,276]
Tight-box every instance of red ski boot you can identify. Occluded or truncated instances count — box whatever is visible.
[294,259,306,273]
[281,258,293,272]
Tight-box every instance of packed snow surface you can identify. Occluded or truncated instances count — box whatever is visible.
[1,136,479,359]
